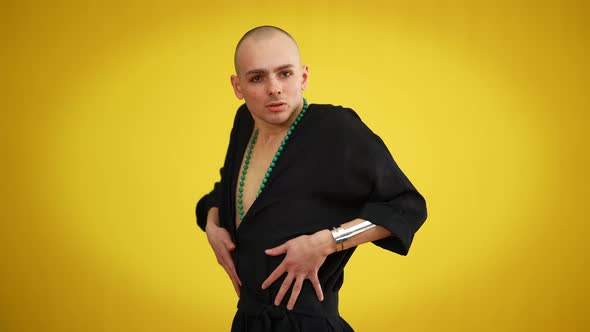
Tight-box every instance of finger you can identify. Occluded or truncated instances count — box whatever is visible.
[265,243,287,256]
[219,258,239,287]
[230,272,241,297]
[287,278,304,310]
[221,249,242,286]
[219,249,242,287]
[224,260,242,288]
[220,259,240,297]
[261,263,286,290]
[310,274,324,302]
[230,265,242,287]
[221,262,241,298]
[274,274,294,306]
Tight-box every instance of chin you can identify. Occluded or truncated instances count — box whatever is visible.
[264,111,294,125]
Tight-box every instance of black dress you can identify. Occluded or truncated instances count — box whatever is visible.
[196,103,427,331]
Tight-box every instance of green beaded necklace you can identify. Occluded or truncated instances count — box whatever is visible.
[237,98,309,221]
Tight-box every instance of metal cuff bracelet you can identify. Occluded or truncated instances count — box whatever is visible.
[331,220,376,244]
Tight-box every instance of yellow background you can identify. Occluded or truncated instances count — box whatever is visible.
[2,0,588,331]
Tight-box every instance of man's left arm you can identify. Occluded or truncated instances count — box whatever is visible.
[262,108,427,310]
[261,218,391,310]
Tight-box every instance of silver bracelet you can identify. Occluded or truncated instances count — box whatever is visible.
[331,220,376,244]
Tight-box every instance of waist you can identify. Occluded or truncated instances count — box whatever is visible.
[237,288,340,318]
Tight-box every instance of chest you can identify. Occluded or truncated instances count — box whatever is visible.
[235,139,282,229]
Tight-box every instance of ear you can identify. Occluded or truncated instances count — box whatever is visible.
[230,74,244,100]
[301,65,309,91]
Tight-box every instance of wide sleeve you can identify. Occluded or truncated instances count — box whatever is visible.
[341,109,427,255]
[195,105,248,232]
[195,167,224,232]
[358,132,427,255]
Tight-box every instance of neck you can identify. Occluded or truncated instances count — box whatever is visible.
[254,103,303,145]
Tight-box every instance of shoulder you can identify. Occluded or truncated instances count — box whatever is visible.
[307,103,392,159]
[308,103,361,121]
[228,103,253,129]
[235,103,251,122]
[308,103,374,139]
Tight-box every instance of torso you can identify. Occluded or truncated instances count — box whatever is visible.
[235,130,285,229]
[221,103,398,319]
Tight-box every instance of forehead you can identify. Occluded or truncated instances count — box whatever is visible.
[236,34,300,75]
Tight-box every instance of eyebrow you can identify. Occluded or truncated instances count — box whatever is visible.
[244,64,295,76]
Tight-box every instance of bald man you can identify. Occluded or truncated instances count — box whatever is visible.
[196,26,427,331]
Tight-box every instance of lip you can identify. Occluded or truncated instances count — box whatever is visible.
[265,101,287,112]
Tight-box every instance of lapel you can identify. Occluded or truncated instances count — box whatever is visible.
[228,108,254,236]
[229,104,313,231]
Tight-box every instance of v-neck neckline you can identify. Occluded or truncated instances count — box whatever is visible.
[234,127,259,231]
[231,104,313,233]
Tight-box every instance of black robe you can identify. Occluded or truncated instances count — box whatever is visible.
[196,103,427,331]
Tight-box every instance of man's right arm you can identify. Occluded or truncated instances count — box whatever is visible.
[195,167,224,232]
[195,104,249,297]
[205,206,242,297]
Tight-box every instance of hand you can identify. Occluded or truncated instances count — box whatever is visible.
[261,229,336,310]
[205,208,241,297]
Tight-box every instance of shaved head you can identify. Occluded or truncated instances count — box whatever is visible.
[234,26,301,75]
[229,25,309,131]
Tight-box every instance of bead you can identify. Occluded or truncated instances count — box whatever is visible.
[235,101,308,218]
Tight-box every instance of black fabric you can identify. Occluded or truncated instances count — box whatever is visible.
[196,103,427,331]
[232,288,353,332]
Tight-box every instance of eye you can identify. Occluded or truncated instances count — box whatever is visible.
[250,75,262,82]
[281,71,292,78]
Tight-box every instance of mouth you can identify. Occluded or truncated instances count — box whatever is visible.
[266,101,287,112]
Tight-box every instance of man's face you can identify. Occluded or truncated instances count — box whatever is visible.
[231,34,308,129]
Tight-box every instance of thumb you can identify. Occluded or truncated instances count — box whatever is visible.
[225,239,236,251]
[265,244,287,256]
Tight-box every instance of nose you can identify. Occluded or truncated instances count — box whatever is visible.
[266,77,282,96]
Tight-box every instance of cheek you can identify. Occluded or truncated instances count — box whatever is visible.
[242,86,265,99]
